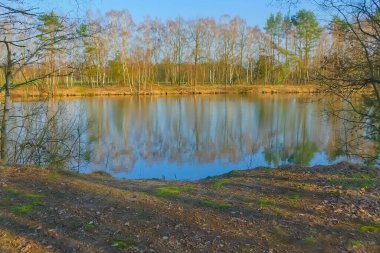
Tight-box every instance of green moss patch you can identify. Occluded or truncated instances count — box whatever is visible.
[258,198,271,207]
[6,188,20,196]
[181,184,196,191]
[22,193,45,199]
[83,223,97,232]
[109,239,137,249]
[304,235,317,244]
[10,199,43,215]
[199,199,231,209]
[360,224,380,233]
[239,197,254,203]
[154,186,181,197]
[212,178,232,187]
[348,240,363,248]
[4,188,45,215]
[329,173,376,190]
[152,184,195,198]
[288,194,301,208]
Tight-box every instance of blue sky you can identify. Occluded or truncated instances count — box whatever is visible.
[41,0,318,28]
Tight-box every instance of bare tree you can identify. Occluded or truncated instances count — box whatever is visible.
[0,0,88,163]
[318,0,380,162]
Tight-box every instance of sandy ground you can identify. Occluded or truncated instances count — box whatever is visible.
[0,162,379,253]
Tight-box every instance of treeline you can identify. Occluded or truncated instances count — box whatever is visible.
[1,9,347,91]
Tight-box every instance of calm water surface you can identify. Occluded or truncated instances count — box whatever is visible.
[30,94,371,180]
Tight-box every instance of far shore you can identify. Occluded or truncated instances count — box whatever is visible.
[9,83,321,98]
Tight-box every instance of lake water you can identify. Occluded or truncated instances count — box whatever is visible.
[15,94,374,180]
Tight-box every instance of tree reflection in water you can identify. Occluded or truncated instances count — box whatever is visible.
[16,94,376,180]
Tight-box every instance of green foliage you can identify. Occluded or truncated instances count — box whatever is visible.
[255,55,273,80]
[199,200,231,209]
[274,64,291,84]
[77,24,89,37]
[291,9,322,80]
[292,9,322,46]
[109,53,124,83]
[211,178,232,187]
[37,11,64,41]
[330,16,350,32]
[109,239,137,249]
[265,12,283,39]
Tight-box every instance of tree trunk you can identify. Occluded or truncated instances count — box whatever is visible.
[1,94,10,163]
[1,42,13,163]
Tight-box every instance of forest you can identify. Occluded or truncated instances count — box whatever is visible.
[0,6,347,93]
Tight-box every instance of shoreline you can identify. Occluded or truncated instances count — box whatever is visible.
[9,84,321,99]
[0,162,379,252]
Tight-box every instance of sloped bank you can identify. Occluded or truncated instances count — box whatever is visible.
[0,162,379,253]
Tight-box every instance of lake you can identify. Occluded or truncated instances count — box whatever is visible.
[13,94,374,180]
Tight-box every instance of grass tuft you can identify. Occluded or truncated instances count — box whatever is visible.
[10,199,43,215]
[154,186,181,197]
[83,223,97,232]
[11,204,36,214]
[258,197,271,207]
[348,239,363,248]
[109,239,137,249]
[304,235,317,244]
[22,193,45,199]
[212,178,232,187]
[5,188,45,215]
[288,194,301,208]
[360,224,380,233]
[6,188,19,196]
[330,173,376,190]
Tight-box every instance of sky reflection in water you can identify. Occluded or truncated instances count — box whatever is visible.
[56,94,368,180]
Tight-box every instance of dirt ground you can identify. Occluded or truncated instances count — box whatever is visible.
[0,162,379,253]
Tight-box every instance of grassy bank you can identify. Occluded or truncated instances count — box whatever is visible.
[10,84,320,98]
[0,163,379,252]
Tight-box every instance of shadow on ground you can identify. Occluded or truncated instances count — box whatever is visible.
[0,162,379,252]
